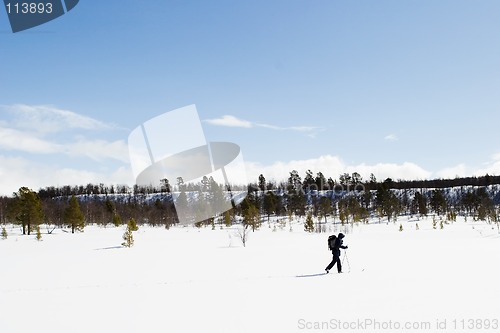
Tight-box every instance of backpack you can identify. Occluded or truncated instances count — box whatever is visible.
[328,235,337,251]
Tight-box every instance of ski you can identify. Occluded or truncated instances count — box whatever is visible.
[296,272,329,278]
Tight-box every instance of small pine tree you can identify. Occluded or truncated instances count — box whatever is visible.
[128,218,139,231]
[1,226,7,240]
[416,223,419,231]
[432,216,437,229]
[113,213,122,227]
[304,213,314,232]
[440,220,444,230]
[122,228,133,248]
[122,218,138,247]
[36,225,42,241]
[399,223,403,232]
[64,196,85,233]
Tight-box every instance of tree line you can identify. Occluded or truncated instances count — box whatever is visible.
[1,171,499,236]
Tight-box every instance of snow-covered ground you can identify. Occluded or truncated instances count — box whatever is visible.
[1,217,499,333]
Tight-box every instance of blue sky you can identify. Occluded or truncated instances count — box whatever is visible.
[1,0,500,195]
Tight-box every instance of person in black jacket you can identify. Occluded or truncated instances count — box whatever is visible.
[325,233,348,273]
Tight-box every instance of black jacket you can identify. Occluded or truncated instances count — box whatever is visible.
[332,237,347,256]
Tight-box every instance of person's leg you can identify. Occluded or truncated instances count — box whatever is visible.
[326,256,335,272]
[336,256,342,273]
[328,254,341,273]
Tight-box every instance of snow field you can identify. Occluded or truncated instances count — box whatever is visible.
[1,217,499,333]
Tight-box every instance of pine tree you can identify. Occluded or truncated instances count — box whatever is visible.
[303,170,315,192]
[263,192,277,223]
[258,174,266,192]
[399,223,403,232]
[175,190,189,223]
[304,212,314,232]
[241,197,260,232]
[9,187,44,235]
[413,192,428,217]
[351,172,363,186]
[64,195,85,233]
[122,227,133,248]
[112,213,122,227]
[430,190,448,216]
[287,170,306,216]
[339,173,352,188]
[36,225,42,241]
[315,172,327,191]
[318,196,332,224]
[375,185,400,223]
[1,226,7,239]
[245,204,260,232]
[122,218,139,247]
[339,208,347,225]
[128,218,139,231]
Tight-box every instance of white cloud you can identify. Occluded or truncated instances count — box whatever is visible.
[0,105,135,195]
[0,125,128,162]
[347,162,431,181]
[204,115,253,128]
[51,166,134,188]
[435,154,500,179]
[475,161,500,176]
[204,114,323,137]
[0,105,127,162]
[0,155,134,196]
[244,155,432,183]
[289,126,319,132]
[435,164,468,179]
[68,139,129,163]
[384,134,398,141]
[0,126,63,153]
[3,104,112,134]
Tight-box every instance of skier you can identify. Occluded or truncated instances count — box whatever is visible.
[325,233,348,274]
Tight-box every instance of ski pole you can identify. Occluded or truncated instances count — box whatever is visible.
[343,250,351,273]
